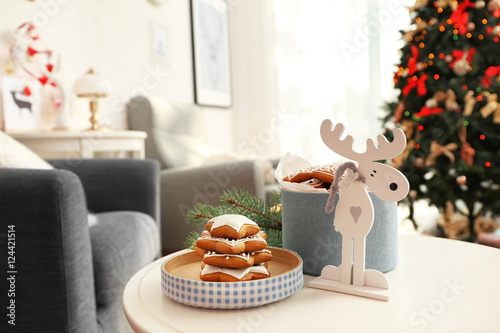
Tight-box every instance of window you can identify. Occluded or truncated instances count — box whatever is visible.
[276,0,413,163]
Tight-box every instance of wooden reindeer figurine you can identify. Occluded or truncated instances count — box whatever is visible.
[310,120,409,300]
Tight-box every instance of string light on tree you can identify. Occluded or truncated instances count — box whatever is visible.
[456,175,467,185]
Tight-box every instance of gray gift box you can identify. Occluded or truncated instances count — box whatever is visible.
[281,189,399,276]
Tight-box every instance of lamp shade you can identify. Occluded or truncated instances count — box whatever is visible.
[73,68,111,97]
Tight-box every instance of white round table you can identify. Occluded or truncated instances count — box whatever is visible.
[123,234,500,332]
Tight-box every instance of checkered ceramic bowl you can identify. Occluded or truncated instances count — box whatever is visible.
[161,247,303,309]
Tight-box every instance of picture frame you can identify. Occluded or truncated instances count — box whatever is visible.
[149,20,169,68]
[1,77,42,131]
[190,0,232,107]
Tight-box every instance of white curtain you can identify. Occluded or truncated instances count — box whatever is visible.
[228,0,282,159]
[274,0,414,163]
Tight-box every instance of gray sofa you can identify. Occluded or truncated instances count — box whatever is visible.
[0,158,160,333]
[127,96,275,254]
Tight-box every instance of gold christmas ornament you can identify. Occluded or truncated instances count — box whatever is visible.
[394,139,415,169]
[414,157,426,168]
[425,141,458,166]
[452,59,471,76]
[437,201,469,239]
[437,0,457,10]
[474,215,499,234]
[475,0,486,9]
[488,0,500,11]
[5,60,15,74]
[479,92,500,123]
[409,0,429,13]
[463,90,477,116]
[445,89,459,111]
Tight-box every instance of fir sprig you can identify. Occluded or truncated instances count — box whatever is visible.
[186,188,283,247]
[184,231,201,250]
[220,188,282,229]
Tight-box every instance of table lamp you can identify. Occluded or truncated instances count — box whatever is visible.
[73,68,111,131]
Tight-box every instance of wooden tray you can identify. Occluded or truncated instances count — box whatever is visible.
[161,247,304,309]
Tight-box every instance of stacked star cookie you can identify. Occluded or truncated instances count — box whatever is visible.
[283,163,341,191]
[195,214,272,282]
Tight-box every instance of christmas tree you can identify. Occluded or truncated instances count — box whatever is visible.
[384,0,500,241]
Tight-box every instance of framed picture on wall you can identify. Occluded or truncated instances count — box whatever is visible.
[190,0,232,108]
[1,77,42,131]
[149,20,169,68]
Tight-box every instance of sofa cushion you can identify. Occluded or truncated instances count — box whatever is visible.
[0,131,53,169]
[149,97,211,168]
[89,211,159,306]
[127,96,211,169]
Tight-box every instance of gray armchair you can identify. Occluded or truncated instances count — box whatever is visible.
[0,158,160,333]
[127,96,275,254]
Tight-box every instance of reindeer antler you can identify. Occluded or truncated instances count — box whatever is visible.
[364,127,407,161]
[320,121,362,160]
[320,120,407,162]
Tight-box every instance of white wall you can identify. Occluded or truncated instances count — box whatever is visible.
[0,0,195,130]
[0,0,285,156]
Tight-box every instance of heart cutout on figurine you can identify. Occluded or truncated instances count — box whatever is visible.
[350,206,362,223]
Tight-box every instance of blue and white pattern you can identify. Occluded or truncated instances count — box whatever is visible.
[161,248,304,309]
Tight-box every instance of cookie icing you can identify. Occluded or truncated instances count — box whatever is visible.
[199,230,266,245]
[204,251,251,261]
[201,263,269,279]
[209,214,258,232]
[203,249,271,262]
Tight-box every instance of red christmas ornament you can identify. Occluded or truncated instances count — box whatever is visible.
[408,45,420,75]
[448,48,476,70]
[414,105,445,117]
[38,75,48,85]
[27,47,38,56]
[23,85,31,96]
[449,0,475,34]
[460,142,475,166]
[403,74,428,96]
[394,101,406,123]
[480,65,500,88]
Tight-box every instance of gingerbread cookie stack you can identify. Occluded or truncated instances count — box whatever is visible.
[283,163,341,191]
[195,214,272,282]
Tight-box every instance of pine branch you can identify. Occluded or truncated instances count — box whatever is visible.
[262,227,282,248]
[187,203,237,226]
[219,189,282,229]
[270,189,282,206]
[185,188,283,247]
[184,231,201,250]
[222,198,282,226]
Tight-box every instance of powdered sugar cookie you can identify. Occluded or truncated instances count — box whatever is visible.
[205,214,260,239]
[197,248,273,268]
[196,230,268,254]
[200,263,270,282]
